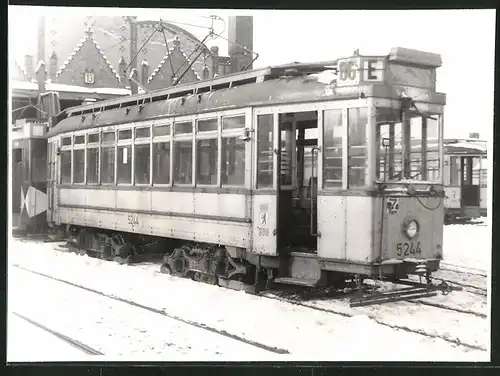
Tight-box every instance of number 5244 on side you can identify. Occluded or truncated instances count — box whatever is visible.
[396,242,422,257]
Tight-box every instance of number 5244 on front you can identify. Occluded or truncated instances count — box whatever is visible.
[396,241,422,257]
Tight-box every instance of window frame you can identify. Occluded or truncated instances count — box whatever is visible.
[72,131,87,185]
[173,118,195,187]
[100,129,116,185]
[195,116,219,187]
[116,126,134,186]
[133,125,152,186]
[152,122,173,187]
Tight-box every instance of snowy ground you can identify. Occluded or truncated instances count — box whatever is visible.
[8,267,275,361]
[8,313,94,362]
[7,222,490,362]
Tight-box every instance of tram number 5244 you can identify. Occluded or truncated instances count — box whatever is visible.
[396,242,422,257]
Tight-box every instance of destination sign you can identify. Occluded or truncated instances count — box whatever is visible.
[336,57,385,87]
[386,64,434,90]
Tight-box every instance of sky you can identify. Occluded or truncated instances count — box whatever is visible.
[8,7,496,141]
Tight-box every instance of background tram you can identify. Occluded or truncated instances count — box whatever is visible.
[11,118,48,234]
[443,138,487,223]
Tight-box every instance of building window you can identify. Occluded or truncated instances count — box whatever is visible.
[348,108,368,187]
[222,115,245,130]
[196,138,217,185]
[323,109,343,188]
[221,137,245,186]
[153,142,170,184]
[101,147,115,184]
[73,149,85,183]
[61,150,71,184]
[117,145,132,184]
[257,114,274,188]
[87,147,99,184]
[134,144,150,184]
[197,118,218,132]
[174,140,192,184]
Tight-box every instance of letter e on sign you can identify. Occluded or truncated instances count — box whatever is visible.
[363,59,384,82]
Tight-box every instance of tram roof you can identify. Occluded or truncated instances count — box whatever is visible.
[444,139,487,155]
[48,73,359,137]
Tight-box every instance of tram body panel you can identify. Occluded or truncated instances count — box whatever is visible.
[317,195,373,263]
[375,195,443,263]
[251,194,277,256]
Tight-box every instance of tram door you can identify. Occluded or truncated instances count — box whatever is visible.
[277,111,318,252]
[460,156,481,218]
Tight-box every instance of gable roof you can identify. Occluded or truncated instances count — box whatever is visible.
[56,27,121,83]
[147,38,201,85]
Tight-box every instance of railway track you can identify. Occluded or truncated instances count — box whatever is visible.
[12,312,103,356]
[260,292,487,352]
[12,264,290,356]
[13,238,488,354]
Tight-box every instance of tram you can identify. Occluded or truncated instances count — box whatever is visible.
[36,47,448,304]
[443,138,487,223]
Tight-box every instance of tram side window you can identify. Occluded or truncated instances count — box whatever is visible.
[174,141,193,184]
[87,147,99,184]
[73,149,85,183]
[101,147,115,184]
[323,109,343,188]
[376,108,403,181]
[426,117,440,181]
[257,114,274,188]
[348,108,368,187]
[61,150,71,184]
[101,131,115,184]
[196,139,218,185]
[117,145,132,184]
[153,142,170,184]
[135,144,150,184]
[222,137,245,186]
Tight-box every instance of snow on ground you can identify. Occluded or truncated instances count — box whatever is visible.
[8,312,94,362]
[8,237,488,361]
[8,267,274,362]
[442,222,490,272]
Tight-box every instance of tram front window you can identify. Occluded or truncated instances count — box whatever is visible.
[375,107,441,183]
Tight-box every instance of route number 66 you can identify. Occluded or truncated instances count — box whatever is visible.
[338,60,358,81]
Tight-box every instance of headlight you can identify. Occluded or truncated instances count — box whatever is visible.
[404,220,419,239]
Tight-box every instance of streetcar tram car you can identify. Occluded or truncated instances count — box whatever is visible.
[42,47,449,304]
[443,138,487,223]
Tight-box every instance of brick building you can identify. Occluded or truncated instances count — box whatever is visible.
[15,15,254,94]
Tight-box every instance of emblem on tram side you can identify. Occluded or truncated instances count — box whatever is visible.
[386,197,400,215]
[260,212,268,225]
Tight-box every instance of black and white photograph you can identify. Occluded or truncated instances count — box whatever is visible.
[7,6,494,362]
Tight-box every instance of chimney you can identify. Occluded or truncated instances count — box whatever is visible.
[118,56,127,84]
[36,61,47,119]
[49,51,58,81]
[210,46,219,78]
[228,16,254,73]
[37,16,46,64]
[469,132,480,139]
[24,54,35,81]
[141,60,149,86]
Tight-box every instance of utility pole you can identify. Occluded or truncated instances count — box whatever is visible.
[125,16,138,94]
